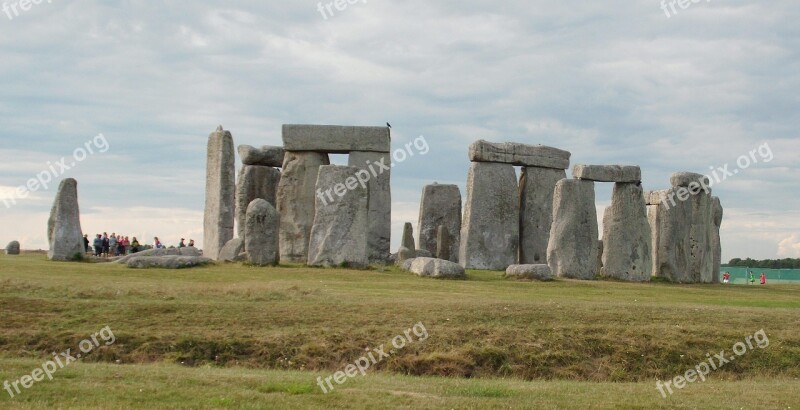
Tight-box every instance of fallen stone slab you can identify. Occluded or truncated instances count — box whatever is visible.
[406,257,465,279]
[219,238,245,262]
[282,124,390,153]
[5,241,20,255]
[396,246,416,264]
[124,255,213,269]
[468,140,571,169]
[238,145,285,167]
[573,165,641,183]
[115,247,201,264]
[504,264,554,281]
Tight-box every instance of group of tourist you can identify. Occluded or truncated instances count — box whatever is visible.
[721,271,768,285]
[81,233,195,257]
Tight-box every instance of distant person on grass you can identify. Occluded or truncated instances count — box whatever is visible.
[760,272,767,285]
[722,271,730,284]
[748,271,755,285]
[109,234,118,257]
[93,234,103,257]
[102,233,110,257]
[83,234,89,254]
[130,237,140,253]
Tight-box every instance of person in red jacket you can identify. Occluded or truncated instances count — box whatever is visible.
[722,271,730,284]
[760,272,767,285]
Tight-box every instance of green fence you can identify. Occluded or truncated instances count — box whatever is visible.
[720,267,800,284]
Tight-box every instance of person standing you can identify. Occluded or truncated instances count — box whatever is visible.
[178,238,186,248]
[109,234,118,257]
[748,271,755,285]
[130,237,140,254]
[188,239,195,247]
[93,234,103,257]
[83,234,90,254]
[154,237,163,249]
[102,233,110,257]
[722,271,730,284]
[760,272,767,285]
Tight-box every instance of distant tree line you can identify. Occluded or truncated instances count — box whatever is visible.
[725,258,800,269]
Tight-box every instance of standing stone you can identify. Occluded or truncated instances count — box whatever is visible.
[307,166,368,268]
[236,165,280,240]
[601,183,652,282]
[547,179,598,279]
[712,197,723,283]
[245,199,279,266]
[647,188,693,282]
[417,184,461,263]
[436,226,452,261]
[47,179,84,261]
[597,240,603,274]
[689,190,715,283]
[277,152,330,262]
[519,167,566,264]
[204,126,236,260]
[396,223,417,263]
[5,241,20,255]
[459,162,519,270]
[348,151,391,264]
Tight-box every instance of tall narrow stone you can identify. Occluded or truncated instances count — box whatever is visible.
[348,151,391,264]
[417,184,461,263]
[547,179,598,279]
[401,222,416,250]
[203,126,235,260]
[245,199,279,266]
[236,165,280,240]
[436,225,452,261]
[277,152,330,262]
[47,178,84,261]
[689,190,715,283]
[518,167,566,264]
[601,183,652,281]
[459,162,519,270]
[307,166,368,268]
[647,188,693,282]
[712,197,723,283]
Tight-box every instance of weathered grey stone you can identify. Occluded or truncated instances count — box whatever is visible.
[547,179,598,279]
[349,151,391,263]
[468,140,571,169]
[400,257,416,271]
[417,184,461,263]
[204,126,236,260]
[647,187,715,283]
[396,246,416,264]
[712,197,723,283]
[415,249,433,258]
[125,255,213,269]
[601,183,652,282]
[277,152,330,262]
[597,240,603,273]
[219,238,245,262]
[236,165,280,240]
[408,257,466,279]
[47,178,84,261]
[459,162,519,270]
[115,247,201,264]
[504,264,554,281]
[282,124,390,153]
[5,241,20,255]
[436,226,451,261]
[519,167,566,264]
[238,145,285,167]
[573,165,641,183]
[670,172,710,188]
[245,199,279,266]
[307,166,368,268]
[401,222,415,250]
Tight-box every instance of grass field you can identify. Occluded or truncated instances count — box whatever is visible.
[1,253,799,408]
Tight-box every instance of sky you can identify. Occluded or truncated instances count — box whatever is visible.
[0,0,798,262]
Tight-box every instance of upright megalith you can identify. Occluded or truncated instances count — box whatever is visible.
[47,179,84,261]
[712,197,723,283]
[307,165,368,268]
[5,241,20,255]
[647,172,717,283]
[547,179,598,279]
[245,199,279,266]
[277,152,330,262]
[519,167,566,264]
[236,165,280,240]
[204,125,236,260]
[436,226,452,261]
[601,182,652,282]
[417,184,461,263]
[459,162,519,270]
[397,222,416,263]
[348,151,391,264]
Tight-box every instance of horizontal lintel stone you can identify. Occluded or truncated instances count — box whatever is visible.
[468,140,570,169]
[573,165,641,182]
[282,124,390,153]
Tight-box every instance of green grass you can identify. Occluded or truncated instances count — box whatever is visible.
[1,253,799,408]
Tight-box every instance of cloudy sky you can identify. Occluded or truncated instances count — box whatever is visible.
[1,0,798,262]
